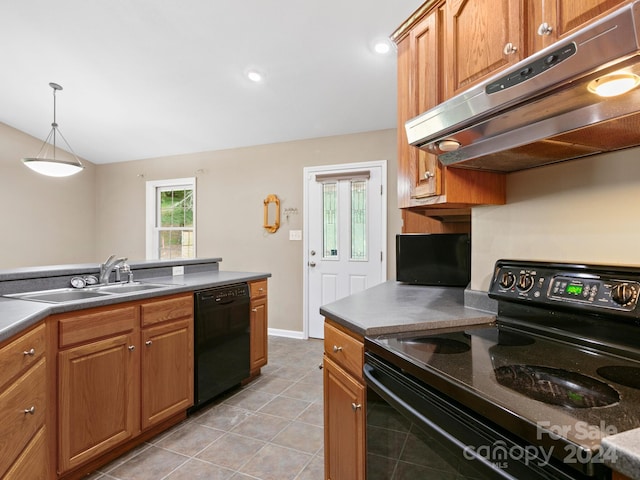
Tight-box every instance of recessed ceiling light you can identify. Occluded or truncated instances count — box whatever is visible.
[373,39,392,55]
[246,69,264,83]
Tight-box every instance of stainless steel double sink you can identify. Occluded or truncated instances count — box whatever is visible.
[5,282,173,304]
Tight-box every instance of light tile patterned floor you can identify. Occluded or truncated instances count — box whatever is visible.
[87,336,325,480]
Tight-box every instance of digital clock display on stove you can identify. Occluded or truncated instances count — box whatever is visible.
[565,284,583,295]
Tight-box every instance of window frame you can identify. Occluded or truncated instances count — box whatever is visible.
[145,177,196,260]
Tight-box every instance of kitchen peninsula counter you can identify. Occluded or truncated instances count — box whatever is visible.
[0,258,270,343]
[319,280,496,337]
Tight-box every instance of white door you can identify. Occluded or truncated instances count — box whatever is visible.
[304,161,387,339]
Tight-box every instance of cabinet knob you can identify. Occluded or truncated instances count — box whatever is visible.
[537,22,553,36]
[332,345,343,353]
[318,363,324,370]
[258,288,264,292]
[24,406,36,415]
[351,403,362,411]
[23,348,36,356]
[128,345,136,351]
[251,308,258,312]
[423,171,434,180]
[145,340,152,346]
[503,42,518,55]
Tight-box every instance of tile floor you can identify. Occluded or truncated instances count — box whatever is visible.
[87,336,325,480]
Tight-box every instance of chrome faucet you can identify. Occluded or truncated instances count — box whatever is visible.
[99,255,128,284]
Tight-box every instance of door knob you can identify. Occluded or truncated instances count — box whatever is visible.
[309,261,316,267]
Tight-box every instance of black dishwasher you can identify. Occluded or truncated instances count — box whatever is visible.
[193,283,250,410]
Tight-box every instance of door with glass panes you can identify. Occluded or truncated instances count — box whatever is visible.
[305,163,386,339]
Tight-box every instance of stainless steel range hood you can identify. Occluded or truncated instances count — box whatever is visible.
[406,1,640,172]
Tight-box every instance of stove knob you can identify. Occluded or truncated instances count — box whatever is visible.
[499,272,516,289]
[517,273,534,292]
[611,283,637,306]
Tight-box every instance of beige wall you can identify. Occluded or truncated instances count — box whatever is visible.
[471,146,640,291]
[95,129,402,334]
[0,122,97,268]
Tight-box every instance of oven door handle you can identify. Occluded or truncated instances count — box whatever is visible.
[364,362,519,479]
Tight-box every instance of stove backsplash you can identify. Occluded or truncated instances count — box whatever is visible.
[471,146,640,292]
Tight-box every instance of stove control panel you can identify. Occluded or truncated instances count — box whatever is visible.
[489,261,640,314]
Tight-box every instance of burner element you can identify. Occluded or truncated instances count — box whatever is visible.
[494,365,620,408]
[398,337,470,354]
[597,366,640,390]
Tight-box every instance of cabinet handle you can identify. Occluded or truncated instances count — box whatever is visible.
[258,288,264,292]
[128,345,136,351]
[145,340,152,346]
[351,403,362,412]
[251,308,258,312]
[332,345,343,353]
[23,348,36,356]
[423,171,434,180]
[24,406,36,415]
[503,42,518,55]
[537,22,553,36]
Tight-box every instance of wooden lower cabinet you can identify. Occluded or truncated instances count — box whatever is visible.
[0,322,49,480]
[141,317,193,430]
[249,280,268,376]
[58,331,140,473]
[55,293,194,477]
[324,357,365,480]
[323,320,365,480]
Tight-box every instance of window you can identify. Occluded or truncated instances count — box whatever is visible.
[146,178,196,260]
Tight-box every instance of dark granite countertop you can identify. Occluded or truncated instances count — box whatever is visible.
[0,267,270,343]
[319,281,496,337]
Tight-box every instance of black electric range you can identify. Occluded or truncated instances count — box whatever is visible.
[365,260,640,479]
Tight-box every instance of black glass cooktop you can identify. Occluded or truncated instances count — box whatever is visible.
[366,323,640,454]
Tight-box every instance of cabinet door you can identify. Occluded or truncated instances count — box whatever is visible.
[141,318,193,430]
[324,357,365,480]
[250,297,268,372]
[446,0,523,96]
[529,0,628,51]
[407,7,444,199]
[58,332,139,473]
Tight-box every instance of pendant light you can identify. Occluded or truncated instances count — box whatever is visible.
[21,82,84,177]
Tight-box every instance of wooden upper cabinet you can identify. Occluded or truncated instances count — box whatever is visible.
[393,0,506,215]
[446,0,523,97]
[528,0,630,52]
[408,7,444,199]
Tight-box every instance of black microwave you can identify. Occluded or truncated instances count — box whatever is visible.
[396,233,471,286]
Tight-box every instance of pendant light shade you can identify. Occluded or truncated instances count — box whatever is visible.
[21,83,84,177]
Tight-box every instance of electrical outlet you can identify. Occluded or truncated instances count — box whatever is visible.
[172,265,185,276]
[289,230,302,241]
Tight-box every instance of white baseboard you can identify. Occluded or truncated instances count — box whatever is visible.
[267,328,306,339]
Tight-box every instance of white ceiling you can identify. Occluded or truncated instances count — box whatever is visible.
[0,1,424,164]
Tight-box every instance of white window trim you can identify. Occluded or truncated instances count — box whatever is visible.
[145,177,196,260]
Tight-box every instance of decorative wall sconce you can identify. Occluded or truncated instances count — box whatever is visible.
[263,194,280,233]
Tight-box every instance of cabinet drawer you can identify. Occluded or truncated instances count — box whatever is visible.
[324,322,364,382]
[0,358,46,478]
[0,323,45,390]
[58,305,138,348]
[250,280,268,298]
[3,425,49,480]
[141,294,193,327]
